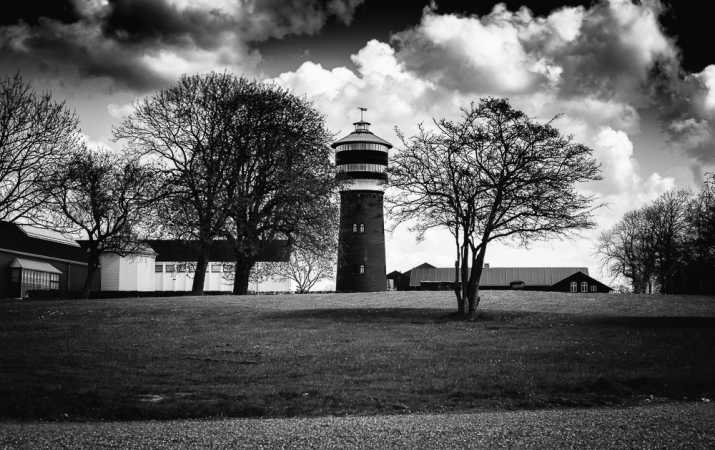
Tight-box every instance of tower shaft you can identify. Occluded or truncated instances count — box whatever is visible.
[336,191,386,292]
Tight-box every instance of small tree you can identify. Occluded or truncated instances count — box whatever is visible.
[0,73,79,222]
[389,98,600,318]
[40,147,158,297]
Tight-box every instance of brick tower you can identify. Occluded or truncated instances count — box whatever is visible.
[333,108,391,292]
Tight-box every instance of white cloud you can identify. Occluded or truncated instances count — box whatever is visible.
[698,65,715,112]
[107,102,135,119]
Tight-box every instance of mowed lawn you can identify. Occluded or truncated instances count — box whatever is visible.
[1,291,714,420]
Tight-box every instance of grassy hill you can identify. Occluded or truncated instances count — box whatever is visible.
[1,291,714,420]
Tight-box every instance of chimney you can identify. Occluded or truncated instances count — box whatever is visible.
[483,263,490,269]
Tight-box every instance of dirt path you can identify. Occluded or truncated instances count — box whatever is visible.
[1,402,713,449]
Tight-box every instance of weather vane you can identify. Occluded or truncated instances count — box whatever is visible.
[358,106,367,122]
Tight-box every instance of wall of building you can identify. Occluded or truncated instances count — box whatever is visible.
[336,191,386,292]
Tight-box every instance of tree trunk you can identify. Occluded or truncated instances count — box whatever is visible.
[82,252,99,299]
[191,251,209,294]
[453,260,464,315]
[232,257,253,295]
[460,244,469,315]
[465,248,487,319]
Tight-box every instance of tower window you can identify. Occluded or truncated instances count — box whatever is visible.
[359,265,365,274]
[352,224,357,232]
[359,224,365,233]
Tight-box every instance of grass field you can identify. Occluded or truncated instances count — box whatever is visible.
[1,291,714,420]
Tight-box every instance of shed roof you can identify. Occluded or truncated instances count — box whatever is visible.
[10,257,62,273]
[409,266,589,288]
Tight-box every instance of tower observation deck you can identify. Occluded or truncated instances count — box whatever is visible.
[331,108,391,292]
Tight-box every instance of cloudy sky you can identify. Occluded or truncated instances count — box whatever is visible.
[2,0,713,284]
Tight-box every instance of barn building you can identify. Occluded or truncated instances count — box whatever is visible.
[333,108,391,292]
[391,263,612,293]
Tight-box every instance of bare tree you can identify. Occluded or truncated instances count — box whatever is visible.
[114,73,246,293]
[220,81,335,294]
[389,98,600,318]
[115,73,335,295]
[268,223,337,294]
[600,188,696,294]
[599,209,656,293]
[0,73,79,222]
[40,146,158,297]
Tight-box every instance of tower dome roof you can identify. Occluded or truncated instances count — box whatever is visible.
[331,115,392,149]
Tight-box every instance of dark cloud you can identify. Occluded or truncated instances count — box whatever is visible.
[0,0,81,26]
[0,0,365,91]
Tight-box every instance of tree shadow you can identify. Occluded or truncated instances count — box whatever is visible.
[264,307,542,324]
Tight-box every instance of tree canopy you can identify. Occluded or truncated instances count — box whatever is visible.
[389,98,601,317]
[0,73,79,222]
[115,72,336,294]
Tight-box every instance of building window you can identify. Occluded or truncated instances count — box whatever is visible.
[165,264,175,273]
[49,273,59,290]
[353,224,357,232]
[590,285,597,293]
[176,264,186,273]
[336,163,387,173]
[359,224,365,233]
[223,263,234,273]
[570,281,577,293]
[359,265,365,274]
[335,143,388,152]
[580,281,588,292]
[211,263,222,272]
[155,264,163,273]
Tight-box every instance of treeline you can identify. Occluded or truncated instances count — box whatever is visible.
[0,73,337,297]
[599,175,715,294]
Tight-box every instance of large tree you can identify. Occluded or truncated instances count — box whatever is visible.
[389,98,600,318]
[40,147,158,297]
[114,73,247,293]
[218,81,335,294]
[116,73,335,295]
[0,73,79,222]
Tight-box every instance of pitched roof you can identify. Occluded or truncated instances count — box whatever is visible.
[409,266,589,288]
[551,271,612,291]
[145,239,290,262]
[0,221,88,264]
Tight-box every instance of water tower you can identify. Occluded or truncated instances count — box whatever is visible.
[332,108,392,292]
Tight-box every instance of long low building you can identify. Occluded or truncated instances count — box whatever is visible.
[0,220,293,298]
[388,263,612,293]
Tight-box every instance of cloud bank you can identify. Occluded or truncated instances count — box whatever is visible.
[0,0,365,90]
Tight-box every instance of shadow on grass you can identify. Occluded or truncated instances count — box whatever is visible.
[265,307,715,330]
[581,316,715,329]
[264,307,551,324]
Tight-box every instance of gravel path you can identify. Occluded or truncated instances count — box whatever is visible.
[1,402,713,449]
